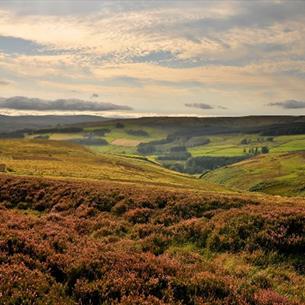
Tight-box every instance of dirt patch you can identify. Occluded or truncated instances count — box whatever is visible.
[112,139,142,147]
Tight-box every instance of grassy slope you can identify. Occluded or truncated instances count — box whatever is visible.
[204,152,305,196]
[0,139,225,192]
[189,134,305,157]
[25,119,305,197]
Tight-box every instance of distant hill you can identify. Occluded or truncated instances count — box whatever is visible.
[76,115,305,135]
[0,115,109,133]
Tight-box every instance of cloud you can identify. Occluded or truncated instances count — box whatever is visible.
[0,35,45,55]
[0,1,305,116]
[268,100,305,109]
[185,103,228,110]
[0,80,10,86]
[0,96,132,111]
[185,103,213,109]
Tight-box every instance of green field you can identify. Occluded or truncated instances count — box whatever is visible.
[0,139,225,192]
[28,127,305,158]
[204,152,305,196]
[25,119,305,197]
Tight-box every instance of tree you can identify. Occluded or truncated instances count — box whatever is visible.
[261,146,269,154]
[115,122,124,128]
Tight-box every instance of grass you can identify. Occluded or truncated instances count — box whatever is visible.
[271,135,305,153]
[87,124,167,143]
[0,139,225,192]
[26,125,305,197]
[204,152,305,196]
[28,126,305,159]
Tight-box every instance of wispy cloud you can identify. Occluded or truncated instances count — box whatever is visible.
[0,1,305,115]
[0,96,132,111]
[0,80,10,86]
[185,103,227,110]
[0,35,45,55]
[268,100,305,109]
[185,103,213,110]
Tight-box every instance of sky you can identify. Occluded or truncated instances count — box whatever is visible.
[0,0,305,117]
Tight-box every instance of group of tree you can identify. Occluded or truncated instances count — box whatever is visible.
[115,122,125,128]
[34,127,83,134]
[92,128,111,137]
[244,146,269,155]
[184,155,248,174]
[137,135,176,154]
[157,151,191,161]
[164,155,248,174]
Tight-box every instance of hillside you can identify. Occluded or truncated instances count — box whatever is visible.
[0,115,108,133]
[75,116,305,134]
[0,134,304,304]
[0,174,304,304]
[204,152,305,196]
[0,139,224,191]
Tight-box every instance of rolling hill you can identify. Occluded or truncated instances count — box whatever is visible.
[0,115,108,133]
[0,139,224,192]
[0,135,304,304]
[203,152,305,196]
[12,115,305,197]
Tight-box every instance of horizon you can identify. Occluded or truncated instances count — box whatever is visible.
[0,1,305,117]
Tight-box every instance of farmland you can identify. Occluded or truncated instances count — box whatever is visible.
[22,116,305,197]
[0,139,224,192]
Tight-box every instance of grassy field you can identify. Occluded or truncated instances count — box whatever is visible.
[28,126,305,158]
[0,139,225,192]
[204,151,305,196]
[25,120,305,197]
[189,134,305,157]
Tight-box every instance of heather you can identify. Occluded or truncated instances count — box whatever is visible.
[0,175,304,304]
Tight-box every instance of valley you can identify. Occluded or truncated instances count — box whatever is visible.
[0,115,305,304]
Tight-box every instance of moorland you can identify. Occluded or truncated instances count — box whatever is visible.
[10,115,305,197]
[0,115,305,305]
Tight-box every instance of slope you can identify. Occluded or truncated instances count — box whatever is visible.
[0,139,225,191]
[0,174,304,304]
[203,152,305,196]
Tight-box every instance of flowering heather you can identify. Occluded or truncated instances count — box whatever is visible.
[0,174,304,304]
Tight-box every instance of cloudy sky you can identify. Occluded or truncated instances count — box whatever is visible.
[0,0,305,116]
